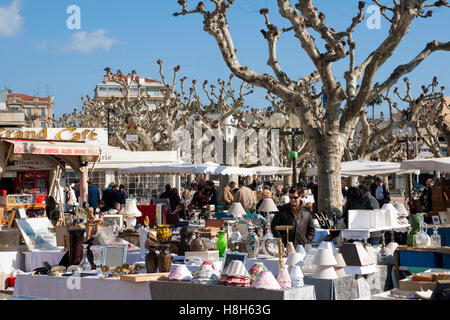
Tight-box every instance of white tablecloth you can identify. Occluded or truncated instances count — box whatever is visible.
[13,273,151,300]
[23,249,147,272]
[0,251,24,273]
[23,249,66,272]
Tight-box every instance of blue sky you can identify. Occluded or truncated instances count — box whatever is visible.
[0,0,449,119]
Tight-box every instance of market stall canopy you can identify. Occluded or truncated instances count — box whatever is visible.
[0,138,100,172]
[400,157,450,173]
[306,160,419,177]
[252,166,293,176]
[118,161,256,176]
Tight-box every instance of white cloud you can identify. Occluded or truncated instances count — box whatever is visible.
[0,0,24,37]
[62,29,117,54]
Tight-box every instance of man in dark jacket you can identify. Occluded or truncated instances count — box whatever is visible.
[420,178,434,213]
[271,187,315,247]
[370,177,391,207]
[160,184,180,213]
[205,181,218,206]
[359,184,380,210]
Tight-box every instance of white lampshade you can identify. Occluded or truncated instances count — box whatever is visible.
[286,252,305,267]
[258,198,279,213]
[228,202,247,218]
[289,264,304,279]
[122,199,142,218]
[318,241,338,253]
[313,265,338,279]
[295,245,307,259]
[312,248,338,266]
[334,253,346,268]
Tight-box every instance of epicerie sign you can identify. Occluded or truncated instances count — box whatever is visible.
[0,128,108,145]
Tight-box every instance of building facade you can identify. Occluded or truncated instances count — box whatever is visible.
[5,89,54,128]
[94,74,164,110]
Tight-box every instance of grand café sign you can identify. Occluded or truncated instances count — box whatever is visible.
[0,128,108,145]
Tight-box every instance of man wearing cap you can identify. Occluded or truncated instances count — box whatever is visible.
[271,187,315,247]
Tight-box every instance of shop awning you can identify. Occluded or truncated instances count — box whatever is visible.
[1,139,100,172]
[306,160,419,177]
[3,139,100,158]
[400,157,450,172]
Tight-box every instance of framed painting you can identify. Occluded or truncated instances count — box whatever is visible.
[223,252,248,271]
[103,214,124,229]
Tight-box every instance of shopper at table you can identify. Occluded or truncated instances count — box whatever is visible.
[223,181,236,207]
[173,203,188,220]
[205,181,218,206]
[102,185,115,210]
[108,202,122,214]
[342,187,364,228]
[96,200,108,213]
[160,184,180,213]
[370,177,391,207]
[271,187,315,247]
[359,184,380,210]
[111,184,126,209]
[420,178,434,213]
[234,180,257,211]
[64,185,77,213]
[187,184,209,210]
[87,181,100,210]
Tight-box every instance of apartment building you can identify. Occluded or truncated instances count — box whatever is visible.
[5,89,54,128]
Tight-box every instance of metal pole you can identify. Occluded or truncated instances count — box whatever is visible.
[107,108,111,146]
[407,139,412,196]
[292,130,297,187]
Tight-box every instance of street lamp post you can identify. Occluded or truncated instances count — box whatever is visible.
[270,113,303,186]
[107,107,115,146]
[392,126,415,195]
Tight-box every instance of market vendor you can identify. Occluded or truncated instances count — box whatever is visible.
[271,187,315,247]
[420,178,434,213]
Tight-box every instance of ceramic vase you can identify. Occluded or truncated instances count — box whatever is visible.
[246,228,260,259]
[68,228,85,266]
[157,225,172,243]
[157,244,172,272]
[216,232,227,258]
[145,246,158,273]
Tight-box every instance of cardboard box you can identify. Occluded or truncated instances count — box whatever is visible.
[398,277,437,291]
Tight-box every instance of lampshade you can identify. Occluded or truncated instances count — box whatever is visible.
[276,266,292,288]
[334,253,346,268]
[258,198,279,213]
[169,265,193,281]
[313,265,338,279]
[228,202,246,218]
[122,199,142,217]
[334,267,347,277]
[251,270,281,290]
[286,252,305,266]
[318,241,338,253]
[295,245,307,259]
[312,248,338,266]
[289,265,304,287]
[340,242,373,266]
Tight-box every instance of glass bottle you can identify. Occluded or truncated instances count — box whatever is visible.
[431,226,441,248]
[79,244,92,272]
[246,226,260,259]
[216,231,227,258]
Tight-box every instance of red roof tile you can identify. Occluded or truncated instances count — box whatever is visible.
[8,93,51,102]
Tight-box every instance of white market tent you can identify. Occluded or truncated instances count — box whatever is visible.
[252,166,293,176]
[306,159,419,177]
[400,157,450,173]
[118,161,256,176]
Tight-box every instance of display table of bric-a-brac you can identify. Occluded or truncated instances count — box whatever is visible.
[149,281,316,300]
[13,273,151,300]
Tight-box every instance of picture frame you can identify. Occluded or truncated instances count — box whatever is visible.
[223,252,248,271]
[432,215,441,225]
[103,214,124,228]
[16,217,58,251]
[17,208,27,219]
[438,212,450,225]
[102,245,127,268]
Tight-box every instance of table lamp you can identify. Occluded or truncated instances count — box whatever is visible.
[122,198,142,229]
[258,198,279,239]
[228,202,246,219]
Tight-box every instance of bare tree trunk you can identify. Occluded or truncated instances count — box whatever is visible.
[315,137,343,216]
